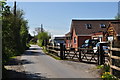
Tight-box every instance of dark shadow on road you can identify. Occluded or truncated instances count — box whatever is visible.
[21,59,34,64]
[80,61,97,64]
[2,69,45,80]
[24,50,46,56]
[64,58,97,65]
[4,58,34,66]
[29,47,42,50]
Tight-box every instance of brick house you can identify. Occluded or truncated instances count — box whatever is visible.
[65,19,117,48]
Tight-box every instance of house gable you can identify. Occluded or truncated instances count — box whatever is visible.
[107,24,117,36]
[107,21,120,41]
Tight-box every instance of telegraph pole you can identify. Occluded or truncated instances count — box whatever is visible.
[14,1,16,16]
[41,24,43,32]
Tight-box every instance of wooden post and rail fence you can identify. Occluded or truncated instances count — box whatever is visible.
[107,42,120,78]
[46,43,105,65]
[46,42,120,78]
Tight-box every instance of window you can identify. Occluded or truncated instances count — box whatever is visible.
[85,24,92,29]
[85,40,89,43]
[100,24,106,28]
[74,37,76,44]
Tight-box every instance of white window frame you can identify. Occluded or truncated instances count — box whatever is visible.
[100,24,106,28]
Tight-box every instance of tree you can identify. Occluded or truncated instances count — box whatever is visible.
[38,32,50,47]
[2,1,29,64]
[35,25,50,46]
[115,13,120,20]
[35,24,44,35]
[35,27,41,34]
[20,20,29,50]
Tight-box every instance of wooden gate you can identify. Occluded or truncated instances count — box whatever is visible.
[46,43,105,65]
[78,48,98,63]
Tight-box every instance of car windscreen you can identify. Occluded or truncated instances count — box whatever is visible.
[90,40,99,47]
[85,40,89,43]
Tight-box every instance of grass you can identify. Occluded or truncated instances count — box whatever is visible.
[10,56,17,59]
[46,53,61,60]
[26,43,31,48]
[44,50,61,60]
[97,65,104,69]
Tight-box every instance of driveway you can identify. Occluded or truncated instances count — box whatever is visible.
[21,45,100,78]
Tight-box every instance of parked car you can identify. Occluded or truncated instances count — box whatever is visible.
[93,42,109,54]
[55,40,65,46]
[81,39,99,53]
[49,39,65,46]
[81,39,99,48]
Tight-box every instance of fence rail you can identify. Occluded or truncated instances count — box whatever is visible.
[107,43,120,78]
[46,44,104,65]
[46,45,60,55]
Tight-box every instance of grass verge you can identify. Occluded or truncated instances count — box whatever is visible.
[46,52,61,60]
[41,46,61,60]
[10,56,17,59]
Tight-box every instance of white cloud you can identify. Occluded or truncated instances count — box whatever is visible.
[29,27,66,37]
[47,29,66,36]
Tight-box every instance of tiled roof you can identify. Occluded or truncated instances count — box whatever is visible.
[70,19,117,36]
[65,32,71,37]
[110,21,120,35]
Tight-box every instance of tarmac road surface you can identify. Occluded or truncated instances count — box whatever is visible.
[21,45,99,78]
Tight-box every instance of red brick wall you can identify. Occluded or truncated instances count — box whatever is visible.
[71,29,91,48]
[72,29,78,48]
[65,39,68,47]
[78,36,91,47]
[66,39,71,48]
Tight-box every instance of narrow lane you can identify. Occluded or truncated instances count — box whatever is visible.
[21,45,98,78]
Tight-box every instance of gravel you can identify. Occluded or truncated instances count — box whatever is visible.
[4,56,27,79]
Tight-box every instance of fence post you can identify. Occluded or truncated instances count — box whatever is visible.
[45,39,47,48]
[99,43,105,65]
[97,46,100,65]
[78,48,82,61]
[63,44,66,59]
[48,45,50,53]
[110,41,113,74]
[46,45,47,51]
[60,43,64,60]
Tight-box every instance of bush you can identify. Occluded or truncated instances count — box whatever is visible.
[100,64,119,80]
[104,64,110,72]
[29,40,36,44]
[37,40,43,47]
[37,32,50,47]
[101,72,115,79]
[26,43,31,49]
